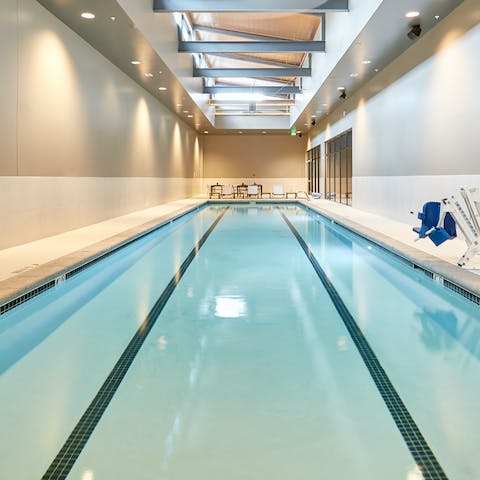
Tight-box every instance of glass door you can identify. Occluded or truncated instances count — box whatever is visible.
[324,129,352,206]
[306,145,321,194]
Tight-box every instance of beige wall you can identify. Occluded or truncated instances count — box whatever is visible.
[0,0,202,248]
[204,134,307,178]
[0,0,18,176]
[202,134,308,194]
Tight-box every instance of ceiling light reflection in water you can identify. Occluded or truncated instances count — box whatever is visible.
[214,295,247,318]
[81,469,95,480]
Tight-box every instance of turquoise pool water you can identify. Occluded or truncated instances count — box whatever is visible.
[0,204,479,480]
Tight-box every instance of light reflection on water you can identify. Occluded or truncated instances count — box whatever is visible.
[214,295,248,319]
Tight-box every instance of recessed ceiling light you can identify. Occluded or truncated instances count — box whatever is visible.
[361,60,372,65]
[304,123,309,126]
[204,131,209,134]
[322,103,328,107]
[109,16,116,21]
[158,87,167,91]
[183,110,188,113]
[405,11,420,18]
[188,115,193,118]
[144,73,154,78]
[158,71,163,75]
[81,12,95,19]
[311,115,316,118]
[131,60,141,65]
[374,68,379,72]
[337,86,345,91]
[434,15,440,20]
[350,72,359,77]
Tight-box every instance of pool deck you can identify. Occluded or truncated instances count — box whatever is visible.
[1,197,479,310]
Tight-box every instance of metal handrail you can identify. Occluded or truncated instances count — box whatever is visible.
[296,191,311,201]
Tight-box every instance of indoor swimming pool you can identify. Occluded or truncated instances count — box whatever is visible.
[1,203,479,480]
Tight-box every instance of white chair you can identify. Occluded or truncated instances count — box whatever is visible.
[221,184,235,198]
[272,185,285,198]
[247,184,259,198]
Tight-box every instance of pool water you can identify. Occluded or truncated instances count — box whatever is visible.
[0,204,479,480]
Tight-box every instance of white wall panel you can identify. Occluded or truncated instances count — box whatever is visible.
[0,177,201,249]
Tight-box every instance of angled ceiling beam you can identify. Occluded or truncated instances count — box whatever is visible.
[192,25,286,41]
[154,0,348,13]
[194,67,311,78]
[209,100,296,106]
[204,85,301,95]
[207,53,300,69]
[214,79,295,87]
[179,40,325,53]
[215,111,291,116]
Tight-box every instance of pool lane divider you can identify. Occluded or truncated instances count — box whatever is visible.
[41,207,229,480]
[278,209,448,480]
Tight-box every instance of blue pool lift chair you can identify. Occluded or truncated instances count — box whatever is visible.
[413,201,457,246]
[414,187,480,267]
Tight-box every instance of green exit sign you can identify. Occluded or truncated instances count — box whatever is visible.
[290,126,296,136]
